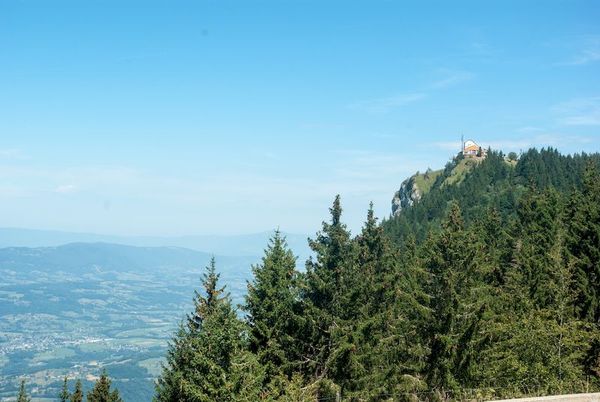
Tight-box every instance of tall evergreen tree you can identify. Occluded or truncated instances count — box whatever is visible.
[302,195,353,388]
[566,162,600,323]
[353,203,391,314]
[474,207,514,287]
[86,370,122,402]
[424,202,488,392]
[59,377,71,402]
[155,259,261,401]
[17,380,30,402]
[71,379,84,402]
[349,205,428,399]
[155,257,228,401]
[479,226,592,396]
[191,256,226,330]
[245,230,301,381]
[305,195,352,316]
[516,188,563,308]
[326,205,383,396]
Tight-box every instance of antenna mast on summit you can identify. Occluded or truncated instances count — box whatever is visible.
[461,134,464,154]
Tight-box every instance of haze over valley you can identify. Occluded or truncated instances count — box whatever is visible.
[0,242,259,400]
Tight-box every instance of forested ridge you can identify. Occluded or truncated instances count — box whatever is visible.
[151,148,600,401]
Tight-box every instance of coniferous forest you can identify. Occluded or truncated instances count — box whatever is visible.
[152,148,600,401]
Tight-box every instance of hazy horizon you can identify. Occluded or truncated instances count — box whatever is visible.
[0,225,309,239]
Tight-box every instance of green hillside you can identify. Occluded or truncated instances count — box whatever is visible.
[441,156,481,186]
[384,148,600,244]
[413,168,443,194]
[411,157,481,195]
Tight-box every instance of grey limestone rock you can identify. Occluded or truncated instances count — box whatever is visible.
[391,176,422,216]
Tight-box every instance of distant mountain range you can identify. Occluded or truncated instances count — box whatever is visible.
[0,242,247,274]
[0,227,312,260]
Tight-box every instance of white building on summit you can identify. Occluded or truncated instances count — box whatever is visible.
[462,139,485,157]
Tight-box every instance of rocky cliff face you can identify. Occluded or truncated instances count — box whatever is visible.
[391,176,422,216]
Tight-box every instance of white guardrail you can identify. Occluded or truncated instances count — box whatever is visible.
[490,393,600,402]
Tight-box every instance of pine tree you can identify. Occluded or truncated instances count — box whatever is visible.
[475,207,514,286]
[302,195,353,385]
[348,205,428,399]
[191,256,226,331]
[245,230,301,381]
[566,162,600,323]
[155,257,229,401]
[305,195,352,316]
[339,204,389,397]
[86,370,122,402]
[17,380,30,402]
[353,203,390,314]
[155,259,258,401]
[478,227,592,397]
[71,379,84,402]
[424,202,488,392]
[227,349,266,400]
[516,188,564,308]
[59,376,71,402]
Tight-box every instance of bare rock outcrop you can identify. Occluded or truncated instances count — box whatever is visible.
[391,176,422,216]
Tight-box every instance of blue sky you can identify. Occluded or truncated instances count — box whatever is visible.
[1,0,599,236]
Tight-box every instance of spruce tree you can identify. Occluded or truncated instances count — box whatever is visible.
[340,204,389,397]
[475,207,514,286]
[566,162,600,323]
[349,205,428,399]
[473,182,598,397]
[516,188,563,308]
[353,203,390,314]
[17,380,30,402]
[424,202,488,392]
[155,258,259,401]
[245,230,301,381]
[59,376,71,402]
[302,195,353,386]
[155,257,228,401]
[305,195,352,316]
[191,256,226,331]
[86,370,122,402]
[71,379,84,402]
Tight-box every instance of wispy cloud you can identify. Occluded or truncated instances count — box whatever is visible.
[0,148,27,160]
[350,69,473,114]
[468,41,494,56]
[566,49,600,66]
[428,70,474,90]
[55,184,78,194]
[349,93,426,114]
[299,122,346,130]
[332,150,424,181]
[484,134,593,151]
[559,36,600,66]
[0,158,415,234]
[432,141,463,152]
[516,126,545,134]
[554,97,600,126]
